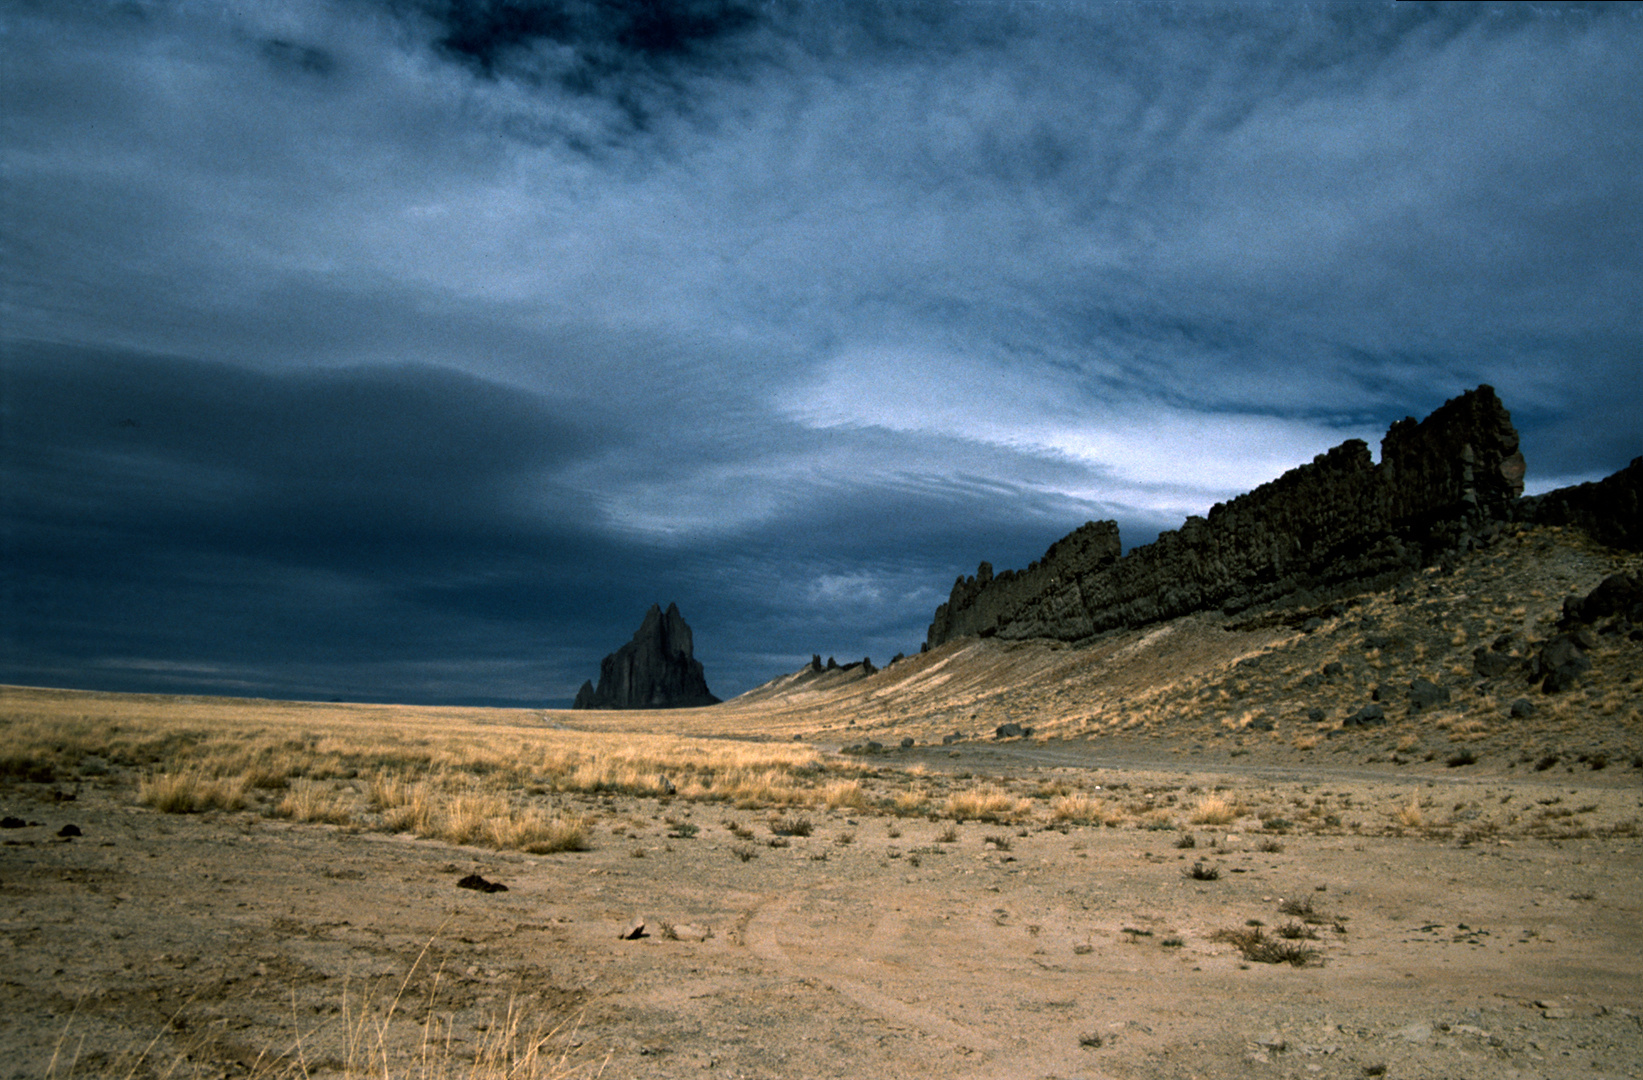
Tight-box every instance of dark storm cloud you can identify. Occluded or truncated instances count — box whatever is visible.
[4,0,1641,703]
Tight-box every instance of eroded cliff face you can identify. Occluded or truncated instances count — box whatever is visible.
[927,385,1531,649]
[573,602,720,709]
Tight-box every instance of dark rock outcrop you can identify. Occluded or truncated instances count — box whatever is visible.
[928,386,1531,649]
[572,603,720,710]
[1519,457,1643,551]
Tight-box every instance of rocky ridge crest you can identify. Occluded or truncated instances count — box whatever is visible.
[927,385,1569,649]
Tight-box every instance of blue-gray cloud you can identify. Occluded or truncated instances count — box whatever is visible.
[3,0,1639,703]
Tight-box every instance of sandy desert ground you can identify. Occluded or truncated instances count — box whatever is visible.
[3,525,1642,1079]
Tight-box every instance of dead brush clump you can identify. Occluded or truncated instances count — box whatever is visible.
[944,785,1032,823]
[1209,925,1320,967]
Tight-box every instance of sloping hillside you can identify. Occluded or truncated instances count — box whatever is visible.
[703,524,1642,776]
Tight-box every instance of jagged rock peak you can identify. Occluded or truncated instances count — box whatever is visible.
[572,602,720,710]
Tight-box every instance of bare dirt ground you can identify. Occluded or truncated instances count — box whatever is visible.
[5,739,1642,1079]
[4,524,1642,1079]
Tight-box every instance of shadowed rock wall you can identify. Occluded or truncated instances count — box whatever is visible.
[927,386,1530,649]
[573,602,720,709]
[1520,457,1643,551]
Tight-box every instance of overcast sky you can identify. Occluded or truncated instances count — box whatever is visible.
[3,1,1640,706]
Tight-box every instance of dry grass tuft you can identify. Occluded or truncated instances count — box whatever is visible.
[944,785,1031,823]
[1049,793,1119,826]
[822,778,866,809]
[138,770,248,814]
[275,779,355,826]
[1188,794,1239,826]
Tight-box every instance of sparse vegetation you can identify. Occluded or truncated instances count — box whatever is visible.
[1187,861,1220,881]
[1210,925,1320,966]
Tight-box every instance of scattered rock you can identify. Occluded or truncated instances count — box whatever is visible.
[899,737,914,749]
[1563,572,1643,625]
[619,917,648,940]
[1343,704,1386,727]
[456,874,508,893]
[994,722,1031,739]
[941,731,964,745]
[1473,648,1515,678]
[669,924,710,942]
[57,824,81,838]
[1307,707,1326,723]
[0,816,26,829]
[1510,698,1537,719]
[1533,633,1592,693]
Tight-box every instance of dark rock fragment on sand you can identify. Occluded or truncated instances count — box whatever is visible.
[456,873,508,893]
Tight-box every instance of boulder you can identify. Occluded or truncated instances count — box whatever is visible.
[1408,678,1451,712]
[1533,633,1591,694]
[1343,704,1386,727]
[572,603,720,710]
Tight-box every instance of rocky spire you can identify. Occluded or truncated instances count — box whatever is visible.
[572,603,720,709]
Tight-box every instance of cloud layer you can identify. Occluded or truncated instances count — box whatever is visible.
[4,1,1640,703]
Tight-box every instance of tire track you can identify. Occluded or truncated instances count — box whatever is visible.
[743,890,1003,1057]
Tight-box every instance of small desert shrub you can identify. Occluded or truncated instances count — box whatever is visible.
[1446,749,1477,768]
[1189,794,1238,826]
[936,824,959,843]
[1276,921,1319,940]
[982,833,1012,851]
[1186,861,1220,881]
[1210,926,1319,966]
[770,814,813,837]
[731,844,758,862]
[1256,838,1285,853]
[1174,833,1197,849]
[834,830,855,845]
[1277,895,1328,924]
[1396,794,1425,829]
